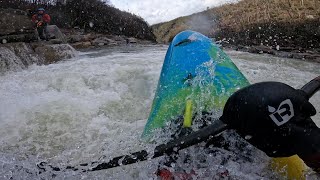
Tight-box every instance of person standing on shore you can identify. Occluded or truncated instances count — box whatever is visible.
[32,8,51,41]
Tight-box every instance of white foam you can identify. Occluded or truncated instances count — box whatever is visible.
[0,46,319,179]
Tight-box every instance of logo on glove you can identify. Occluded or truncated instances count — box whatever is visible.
[268,99,294,126]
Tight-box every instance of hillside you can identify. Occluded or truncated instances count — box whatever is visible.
[0,0,156,41]
[152,0,320,50]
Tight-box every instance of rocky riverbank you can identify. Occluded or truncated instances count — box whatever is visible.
[63,29,156,50]
[223,44,320,63]
[0,28,155,74]
[0,42,77,74]
[0,8,78,74]
[215,19,320,63]
[152,0,320,63]
[0,7,156,74]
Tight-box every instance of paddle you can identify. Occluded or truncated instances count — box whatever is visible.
[221,76,319,157]
[37,76,320,172]
[301,76,320,99]
[90,119,227,171]
[37,119,228,173]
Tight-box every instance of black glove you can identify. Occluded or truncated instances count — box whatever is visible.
[220,81,318,157]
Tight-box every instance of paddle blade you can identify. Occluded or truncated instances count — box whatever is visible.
[301,76,320,99]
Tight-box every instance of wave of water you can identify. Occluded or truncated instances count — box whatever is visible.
[0,45,319,179]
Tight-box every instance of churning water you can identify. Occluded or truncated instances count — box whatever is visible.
[0,45,319,179]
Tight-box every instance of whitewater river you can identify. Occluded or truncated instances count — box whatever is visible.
[0,45,319,179]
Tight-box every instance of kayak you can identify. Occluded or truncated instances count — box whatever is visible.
[143,30,248,137]
[143,30,307,179]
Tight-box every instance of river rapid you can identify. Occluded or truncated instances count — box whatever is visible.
[0,45,319,179]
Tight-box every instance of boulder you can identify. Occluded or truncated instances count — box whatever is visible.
[34,44,77,64]
[66,33,97,43]
[0,42,78,74]
[46,25,67,43]
[92,37,118,46]
[49,39,64,44]
[111,35,126,42]
[0,8,37,43]
[249,45,275,55]
[0,8,33,35]
[82,33,96,41]
[0,32,38,43]
[71,41,92,49]
[67,34,83,43]
[126,37,138,44]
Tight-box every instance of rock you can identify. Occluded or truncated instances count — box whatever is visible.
[0,8,37,43]
[248,45,275,55]
[0,33,38,43]
[67,35,82,43]
[46,25,67,43]
[0,10,67,44]
[126,37,138,44]
[112,35,126,41]
[49,39,64,44]
[229,43,320,63]
[0,42,78,74]
[277,46,298,52]
[0,8,33,35]
[108,41,118,46]
[306,15,315,19]
[82,33,96,41]
[292,53,320,61]
[71,41,92,49]
[34,44,77,64]
[92,37,118,46]
[274,51,294,59]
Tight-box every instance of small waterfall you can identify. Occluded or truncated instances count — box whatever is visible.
[0,43,41,73]
[0,42,77,74]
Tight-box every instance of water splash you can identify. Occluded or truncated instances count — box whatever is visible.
[0,45,319,179]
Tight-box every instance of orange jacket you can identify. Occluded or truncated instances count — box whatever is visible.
[32,13,51,24]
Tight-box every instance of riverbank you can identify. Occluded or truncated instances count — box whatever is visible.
[70,30,320,63]
[0,42,77,74]
[223,44,320,63]
[62,29,156,50]
[151,0,320,63]
[0,6,156,74]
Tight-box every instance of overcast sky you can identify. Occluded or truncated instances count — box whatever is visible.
[109,0,238,25]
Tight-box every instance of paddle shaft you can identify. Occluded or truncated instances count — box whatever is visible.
[90,119,228,171]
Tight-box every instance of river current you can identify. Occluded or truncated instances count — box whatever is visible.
[0,45,319,179]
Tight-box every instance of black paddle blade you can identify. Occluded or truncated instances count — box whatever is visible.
[301,76,320,99]
[220,78,319,157]
[89,119,228,171]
